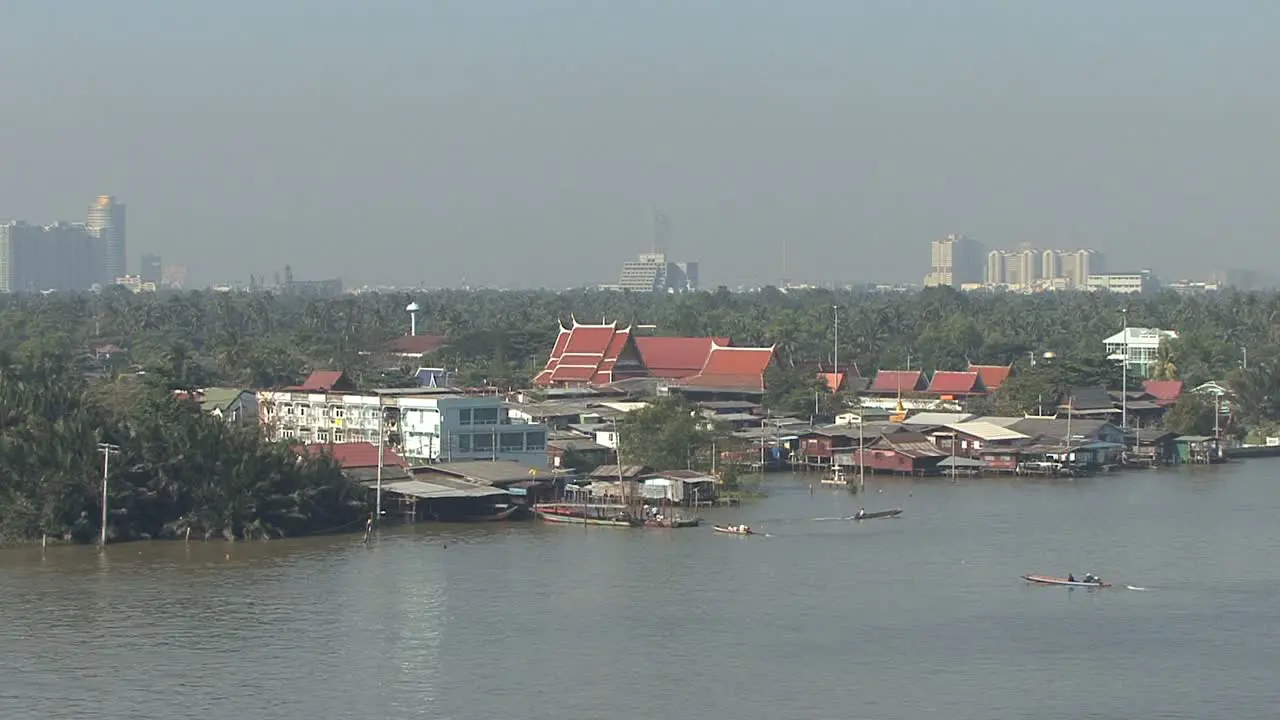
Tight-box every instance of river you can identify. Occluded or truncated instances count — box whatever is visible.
[3,462,1278,719]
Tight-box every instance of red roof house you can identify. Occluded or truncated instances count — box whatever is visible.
[927,371,987,397]
[968,363,1012,391]
[868,370,927,395]
[675,342,776,393]
[287,370,357,393]
[532,319,649,387]
[306,441,408,469]
[635,336,730,379]
[1141,380,1184,406]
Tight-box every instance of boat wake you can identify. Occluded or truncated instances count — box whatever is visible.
[1126,585,1148,591]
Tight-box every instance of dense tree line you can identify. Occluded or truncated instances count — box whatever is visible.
[6,284,1280,514]
[0,349,366,545]
[3,284,1268,384]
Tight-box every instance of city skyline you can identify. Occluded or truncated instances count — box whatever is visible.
[3,3,1279,288]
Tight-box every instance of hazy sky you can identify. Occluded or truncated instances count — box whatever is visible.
[2,1,1278,288]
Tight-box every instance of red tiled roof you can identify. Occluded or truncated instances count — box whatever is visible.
[676,343,775,392]
[635,337,729,379]
[287,370,355,392]
[869,370,926,393]
[383,334,448,356]
[306,441,407,469]
[532,319,648,387]
[968,363,1012,390]
[1142,380,1184,405]
[819,372,846,392]
[927,371,987,396]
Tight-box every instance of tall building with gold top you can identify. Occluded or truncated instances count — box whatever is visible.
[87,195,126,282]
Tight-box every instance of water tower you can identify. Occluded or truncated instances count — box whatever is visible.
[406,302,421,336]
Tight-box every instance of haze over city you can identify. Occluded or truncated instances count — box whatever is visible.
[3,0,1278,288]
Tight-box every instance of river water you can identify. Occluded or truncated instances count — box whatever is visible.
[2,463,1278,719]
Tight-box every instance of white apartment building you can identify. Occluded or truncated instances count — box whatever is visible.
[1087,270,1158,294]
[1104,326,1178,377]
[256,388,548,467]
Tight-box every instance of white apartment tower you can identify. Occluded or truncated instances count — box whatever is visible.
[926,234,985,287]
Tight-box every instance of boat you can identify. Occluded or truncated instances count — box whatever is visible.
[645,515,702,528]
[820,466,848,486]
[1022,574,1112,588]
[713,524,756,536]
[845,508,903,520]
[460,505,521,522]
[533,503,643,528]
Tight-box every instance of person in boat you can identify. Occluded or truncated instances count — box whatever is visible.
[1068,573,1076,582]
[856,508,865,519]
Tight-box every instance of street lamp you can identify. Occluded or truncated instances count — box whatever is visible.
[97,442,121,546]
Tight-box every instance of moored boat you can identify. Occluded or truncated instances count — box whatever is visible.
[712,524,755,536]
[534,503,643,528]
[820,467,848,486]
[846,508,903,520]
[1022,574,1112,588]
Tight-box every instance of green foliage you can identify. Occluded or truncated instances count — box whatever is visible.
[996,356,1124,416]
[763,364,831,418]
[0,351,367,544]
[1163,394,1217,437]
[616,397,730,472]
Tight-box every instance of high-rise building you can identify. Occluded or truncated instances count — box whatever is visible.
[0,220,98,293]
[87,195,126,282]
[141,253,163,285]
[1041,250,1058,280]
[925,234,985,287]
[985,250,1005,285]
[609,252,699,293]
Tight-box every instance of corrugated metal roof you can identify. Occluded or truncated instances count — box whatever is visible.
[947,421,1030,442]
[903,412,975,426]
[378,479,509,499]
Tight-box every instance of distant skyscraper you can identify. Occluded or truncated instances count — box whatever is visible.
[611,252,699,293]
[87,195,126,282]
[925,234,985,288]
[140,253,163,285]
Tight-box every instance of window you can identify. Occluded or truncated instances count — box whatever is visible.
[458,408,474,426]
[525,431,546,450]
[282,429,296,438]
[473,407,500,425]
[458,435,472,452]
[334,407,345,418]
[500,432,524,452]
[473,433,493,451]
[321,406,332,418]
[333,432,345,443]
[317,431,329,443]
[284,403,294,416]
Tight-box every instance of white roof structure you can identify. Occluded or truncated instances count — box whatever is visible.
[902,412,975,426]
[946,421,1031,442]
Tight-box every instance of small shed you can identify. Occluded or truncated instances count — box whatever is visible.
[641,470,717,504]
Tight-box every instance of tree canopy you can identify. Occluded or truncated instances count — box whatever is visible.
[0,350,367,545]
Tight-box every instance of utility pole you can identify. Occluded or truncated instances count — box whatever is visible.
[833,305,839,380]
[97,443,120,546]
[375,403,385,523]
[1120,308,1128,429]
